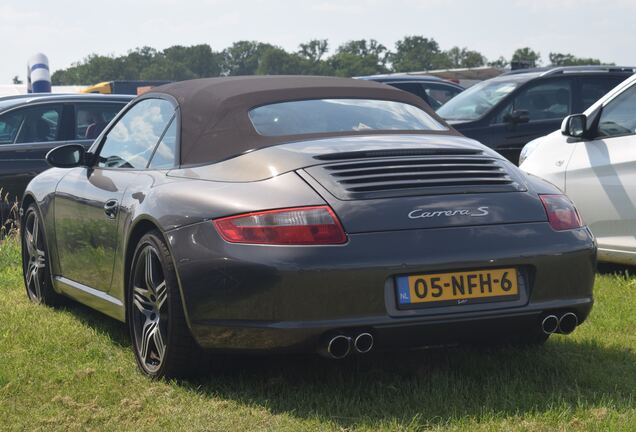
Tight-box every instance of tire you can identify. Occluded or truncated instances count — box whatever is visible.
[127,230,205,379]
[21,204,64,305]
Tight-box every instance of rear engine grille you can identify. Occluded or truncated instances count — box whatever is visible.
[303,155,526,200]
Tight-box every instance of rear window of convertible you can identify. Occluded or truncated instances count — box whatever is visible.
[248,98,447,136]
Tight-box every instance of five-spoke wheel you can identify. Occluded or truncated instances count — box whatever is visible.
[131,245,169,374]
[128,230,202,378]
[24,209,45,301]
[21,205,61,305]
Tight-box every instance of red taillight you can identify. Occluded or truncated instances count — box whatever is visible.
[213,206,347,245]
[540,194,583,231]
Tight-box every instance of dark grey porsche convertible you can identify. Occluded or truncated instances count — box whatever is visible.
[21,76,595,378]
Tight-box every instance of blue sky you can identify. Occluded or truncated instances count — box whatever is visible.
[2,0,635,83]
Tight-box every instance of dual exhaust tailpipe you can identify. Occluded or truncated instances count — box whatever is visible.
[324,312,578,358]
[541,312,578,335]
[323,332,374,359]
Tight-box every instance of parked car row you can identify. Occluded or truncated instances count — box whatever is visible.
[20,76,596,378]
[361,66,634,165]
[3,68,634,261]
[6,68,636,378]
[437,66,635,164]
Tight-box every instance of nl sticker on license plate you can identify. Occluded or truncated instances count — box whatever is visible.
[396,268,519,306]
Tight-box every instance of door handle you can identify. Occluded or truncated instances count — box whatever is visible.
[104,199,119,219]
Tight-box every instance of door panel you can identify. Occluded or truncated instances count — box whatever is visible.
[488,79,572,164]
[53,98,176,292]
[566,136,636,253]
[567,82,636,253]
[54,167,139,291]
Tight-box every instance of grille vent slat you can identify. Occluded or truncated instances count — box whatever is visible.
[346,178,513,192]
[339,172,509,185]
[313,148,482,161]
[326,158,497,171]
[304,152,526,200]
[332,166,504,178]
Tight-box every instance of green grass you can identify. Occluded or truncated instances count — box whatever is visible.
[0,235,634,431]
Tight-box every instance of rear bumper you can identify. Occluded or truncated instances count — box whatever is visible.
[189,298,593,353]
[167,221,596,352]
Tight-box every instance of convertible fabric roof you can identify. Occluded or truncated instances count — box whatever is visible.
[145,76,457,166]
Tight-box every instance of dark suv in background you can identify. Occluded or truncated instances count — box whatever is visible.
[437,66,635,164]
[0,93,132,217]
[358,74,465,109]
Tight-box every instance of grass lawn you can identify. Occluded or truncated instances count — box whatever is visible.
[0,234,634,431]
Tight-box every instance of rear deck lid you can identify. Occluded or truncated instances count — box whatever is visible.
[299,148,548,233]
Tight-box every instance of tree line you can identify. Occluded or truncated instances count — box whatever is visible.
[49,36,606,85]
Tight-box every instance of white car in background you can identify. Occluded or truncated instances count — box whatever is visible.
[520,74,636,265]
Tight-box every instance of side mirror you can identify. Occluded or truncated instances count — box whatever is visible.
[561,114,586,138]
[504,109,530,124]
[45,144,86,168]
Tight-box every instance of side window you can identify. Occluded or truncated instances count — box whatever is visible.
[15,104,63,144]
[597,84,636,138]
[75,103,125,140]
[97,99,175,169]
[389,82,426,101]
[148,116,178,169]
[495,80,571,123]
[422,84,462,110]
[0,109,26,145]
[579,77,625,112]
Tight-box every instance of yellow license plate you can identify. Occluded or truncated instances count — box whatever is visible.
[396,268,519,306]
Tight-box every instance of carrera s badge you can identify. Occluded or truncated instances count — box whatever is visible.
[408,207,489,219]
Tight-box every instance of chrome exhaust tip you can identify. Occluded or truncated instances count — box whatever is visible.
[353,332,374,354]
[541,315,559,335]
[327,335,352,359]
[558,312,578,335]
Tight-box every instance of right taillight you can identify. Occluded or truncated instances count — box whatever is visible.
[540,194,583,231]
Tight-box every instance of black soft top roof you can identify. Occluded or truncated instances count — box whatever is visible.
[145,75,457,166]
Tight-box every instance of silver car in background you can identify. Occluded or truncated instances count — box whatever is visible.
[521,74,636,265]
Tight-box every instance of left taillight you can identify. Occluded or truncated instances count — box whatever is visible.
[540,194,583,231]
[213,206,347,245]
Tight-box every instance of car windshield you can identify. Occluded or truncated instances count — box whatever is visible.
[248,98,446,136]
[437,79,523,121]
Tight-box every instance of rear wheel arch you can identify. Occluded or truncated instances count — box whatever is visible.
[124,220,161,313]
[126,227,204,378]
[124,218,189,326]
